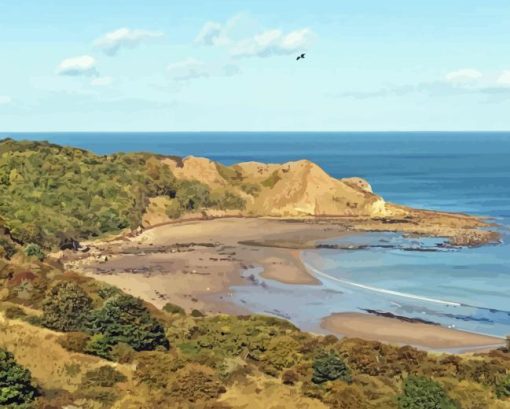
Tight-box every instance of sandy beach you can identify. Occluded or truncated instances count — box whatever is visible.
[63,216,504,353]
[321,312,505,352]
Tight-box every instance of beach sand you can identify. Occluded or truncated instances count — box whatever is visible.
[321,312,504,352]
[64,217,503,353]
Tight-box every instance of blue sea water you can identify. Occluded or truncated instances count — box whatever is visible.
[4,132,510,339]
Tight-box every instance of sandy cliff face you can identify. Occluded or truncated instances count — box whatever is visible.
[163,156,389,218]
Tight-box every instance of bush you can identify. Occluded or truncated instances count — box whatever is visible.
[169,364,226,402]
[81,366,127,388]
[322,381,369,409]
[398,376,458,409]
[282,369,299,385]
[240,183,261,196]
[165,200,182,219]
[210,191,246,210]
[163,302,185,315]
[191,309,205,318]
[312,352,351,384]
[23,243,45,261]
[0,348,38,407]
[496,375,510,399]
[175,180,211,211]
[42,281,92,332]
[0,237,16,259]
[87,294,169,357]
[134,351,183,388]
[57,332,90,353]
[3,306,27,320]
[110,342,136,364]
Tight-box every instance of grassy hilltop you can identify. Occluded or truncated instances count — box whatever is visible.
[1,139,510,408]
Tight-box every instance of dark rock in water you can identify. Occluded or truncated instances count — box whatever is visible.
[362,309,440,326]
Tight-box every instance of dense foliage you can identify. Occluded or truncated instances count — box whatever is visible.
[398,376,458,409]
[312,352,351,384]
[42,281,93,331]
[0,139,177,247]
[86,294,169,358]
[0,349,37,408]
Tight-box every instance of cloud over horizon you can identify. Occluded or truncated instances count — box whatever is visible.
[95,28,163,56]
[56,55,97,76]
[331,68,510,101]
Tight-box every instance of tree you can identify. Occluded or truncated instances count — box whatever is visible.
[312,352,351,384]
[87,294,169,358]
[42,281,92,332]
[0,349,38,407]
[398,376,458,409]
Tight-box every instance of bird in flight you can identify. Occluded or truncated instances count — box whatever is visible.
[296,53,306,61]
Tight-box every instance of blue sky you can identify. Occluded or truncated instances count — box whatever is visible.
[1,0,510,131]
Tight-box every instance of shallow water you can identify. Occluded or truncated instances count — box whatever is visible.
[7,132,510,337]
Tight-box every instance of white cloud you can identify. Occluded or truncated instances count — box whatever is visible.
[497,70,510,87]
[91,76,113,87]
[445,69,482,85]
[195,15,314,58]
[56,55,97,76]
[195,21,225,46]
[95,28,163,56]
[167,58,240,81]
[231,27,314,58]
[0,95,12,105]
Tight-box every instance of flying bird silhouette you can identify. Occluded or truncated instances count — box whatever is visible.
[296,53,306,61]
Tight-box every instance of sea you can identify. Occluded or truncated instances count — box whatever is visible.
[3,132,510,339]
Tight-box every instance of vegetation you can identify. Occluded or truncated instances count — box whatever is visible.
[0,348,38,408]
[398,376,458,409]
[261,170,281,188]
[23,243,45,261]
[42,281,92,331]
[2,139,510,408]
[86,294,169,358]
[312,352,351,384]
[0,139,246,249]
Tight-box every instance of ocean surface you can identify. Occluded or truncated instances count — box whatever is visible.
[4,132,510,338]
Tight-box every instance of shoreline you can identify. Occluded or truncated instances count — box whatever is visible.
[62,217,504,353]
[321,312,505,352]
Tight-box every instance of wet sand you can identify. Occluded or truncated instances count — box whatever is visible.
[64,217,503,352]
[322,312,505,352]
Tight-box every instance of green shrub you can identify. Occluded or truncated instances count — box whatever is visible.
[0,348,38,407]
[42,281,92,332]
[312,352,351,384]
[261,170,281,188]
[191,309,205,318]
[398,376,458,409]
[496,375,510,399]
[163,302,185,315]
[169,364,226,403]
[110,342,136,364]
[165,200,182,219]
[134,351,183,388]
[3,306,27,320]
[57,332,90,353]
[210,191,246,210]
[85,334,112,360]
[81,366,127,388]
[240,183,261,196]
[87,294,169,357]
[23,243,45,261]
[175,180,211,211]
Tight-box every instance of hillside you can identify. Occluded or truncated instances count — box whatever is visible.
[0,138,509,408]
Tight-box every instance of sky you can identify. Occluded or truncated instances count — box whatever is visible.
[1,0,510,132]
